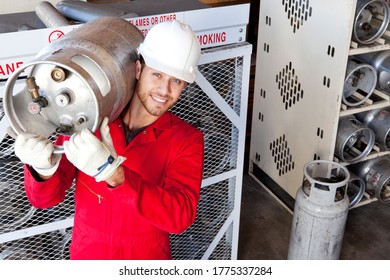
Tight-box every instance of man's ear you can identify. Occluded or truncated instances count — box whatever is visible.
[135,60,142,80]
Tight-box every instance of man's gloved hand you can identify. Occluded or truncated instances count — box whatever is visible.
[63,117,125,182]
[14,132,61,177]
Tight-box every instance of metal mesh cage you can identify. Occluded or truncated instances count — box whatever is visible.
[170,179,236,259]
[0,42,250,260]
[171,57,243,179]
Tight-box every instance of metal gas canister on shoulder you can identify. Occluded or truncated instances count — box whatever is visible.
[287,160,350,260]
[3,17,144,153]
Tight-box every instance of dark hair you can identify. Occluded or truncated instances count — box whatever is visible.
[139,55,146,68]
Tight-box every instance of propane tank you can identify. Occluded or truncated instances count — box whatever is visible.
[353,0,390,45]
[350,156,390,203]
[343,58,377,107]
[334,116,375,163]
[355,108,390,151]
[3,17,143,152]
[356,50,390,94]
[346,171,366,208]
[287,160,350,260]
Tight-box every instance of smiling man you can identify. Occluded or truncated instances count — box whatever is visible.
[15,20,204,260]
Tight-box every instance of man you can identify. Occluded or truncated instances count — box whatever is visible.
[14,20,204,260]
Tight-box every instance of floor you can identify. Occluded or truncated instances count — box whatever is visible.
[237,173,390,260]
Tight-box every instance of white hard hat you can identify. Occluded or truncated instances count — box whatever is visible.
[137,20,201,83]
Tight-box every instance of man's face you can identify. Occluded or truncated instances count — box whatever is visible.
[135,65,187,117]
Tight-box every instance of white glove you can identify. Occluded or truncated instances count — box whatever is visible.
[14,132,61,176]
[63,117,125,182]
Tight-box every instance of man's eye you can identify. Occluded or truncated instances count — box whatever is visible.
[153,73,161,78]
[172,79,181,84]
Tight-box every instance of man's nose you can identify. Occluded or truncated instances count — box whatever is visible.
[158,79,170,95]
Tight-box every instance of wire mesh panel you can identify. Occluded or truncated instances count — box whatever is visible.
[0,95,75,259]
[0,42,251,260]
[170,179,235,259]
[172,59,242,179]
[170,43,251,259]
[0,160,36,233]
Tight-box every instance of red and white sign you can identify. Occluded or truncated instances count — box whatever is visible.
[127,13,181,36]
[48,30,66,43]
[0,60,24,78]
[0,4,250,92]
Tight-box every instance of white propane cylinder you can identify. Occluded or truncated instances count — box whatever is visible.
[287,160,350,260]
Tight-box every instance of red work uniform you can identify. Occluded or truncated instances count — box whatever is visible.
[23,112,204,260]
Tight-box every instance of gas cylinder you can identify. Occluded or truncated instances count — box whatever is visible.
[3,17,143,152]
[334,116,375,163]
[346,171,366,208]
[287,160,350,260]
[356,108,390,151]
[351,156,390,203]
[343,58,377,107]
[353,0,390,45]
[356,49,390,94]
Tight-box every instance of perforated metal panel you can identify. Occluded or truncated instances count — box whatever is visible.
[251,0,390,208]
[282,0,313,33]
[250,0,357,198]
[0,42,251,260]
[277,62,304,110]
[269,134,295,177]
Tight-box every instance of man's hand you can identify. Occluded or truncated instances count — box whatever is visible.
[14,132,61,177]
[63,117,125,182]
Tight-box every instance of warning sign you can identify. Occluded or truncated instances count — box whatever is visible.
[126,13,181,36]
[49,30,65,43]
[0,4,249,83]
[0,60,24,79]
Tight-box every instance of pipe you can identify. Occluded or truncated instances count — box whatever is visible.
[35,1,71,28]
[18,24,36,31]
[120,12,140,20]
[56,0,128,23]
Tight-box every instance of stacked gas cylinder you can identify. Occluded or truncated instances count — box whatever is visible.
[337,0,390,205]
[288,0,390,260]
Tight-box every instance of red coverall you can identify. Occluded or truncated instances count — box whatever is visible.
[23,112,204,260]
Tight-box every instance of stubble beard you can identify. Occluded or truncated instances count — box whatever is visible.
[138,89,176,117]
